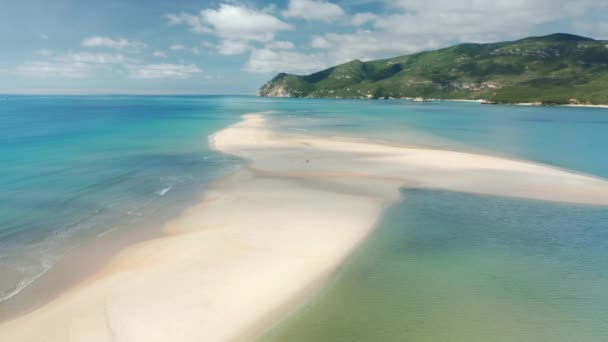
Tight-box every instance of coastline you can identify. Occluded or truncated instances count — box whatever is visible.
[1,112,608,341]
[262,95,608,109]
[431,98,608,108]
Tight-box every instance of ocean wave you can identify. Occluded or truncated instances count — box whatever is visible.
[156,186,172,196]
[0,256,55,304]
[0,217,99,304]
[97,226,119,238]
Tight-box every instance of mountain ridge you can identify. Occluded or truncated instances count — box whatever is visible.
[257,33,608,105]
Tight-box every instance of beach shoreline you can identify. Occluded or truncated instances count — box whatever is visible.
[1,112,607,341]
[269,95,608,109]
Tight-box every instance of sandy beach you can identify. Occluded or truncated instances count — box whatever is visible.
[1,112,607,342]
[428,99,608,108]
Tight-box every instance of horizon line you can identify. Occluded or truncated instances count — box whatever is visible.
[0,92,254,96]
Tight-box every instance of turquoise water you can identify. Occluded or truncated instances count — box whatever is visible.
[263,190,608,341]
[260,100,608,341]
[266,99,608,177]
[1,96,607,340]
[0,96,248,302]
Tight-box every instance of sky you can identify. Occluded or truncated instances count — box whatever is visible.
[1,0,607,94]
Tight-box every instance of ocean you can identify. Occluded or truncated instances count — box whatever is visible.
[1,96,607,340]
[0,96,247,303]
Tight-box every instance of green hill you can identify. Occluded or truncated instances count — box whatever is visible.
[257,33,608,105]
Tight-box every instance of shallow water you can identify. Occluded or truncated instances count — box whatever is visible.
[259,100,608,341]
[266,99,608,177]
[2,96,607,340]
[263,190,608,341]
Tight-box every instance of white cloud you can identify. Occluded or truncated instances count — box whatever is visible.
[217,40,250,55]
[15,50,137,79]
[244,48,327,74]
[127,63,202,79]
[54,52,133,64]
[311,36,331,49]
[265,41,295,49]
[309,30,442,65]
[36,49,53,57]
[16,57,203,80]
[16,61,91,78]
[202,4,292,42]
[168,4,291,42]
[161,0,608,79]
[82,36,146,52]
[166,44,202,55]
[283,0,345,22]
[247,29,443,76]
[153,51,168,58]
[166,13,210,33]
[351,12,377,26]
[378,0,608,40]
[278,0,608,74]
[40,33,49,40]
[167,4,292,55]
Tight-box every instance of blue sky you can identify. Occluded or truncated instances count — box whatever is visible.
[1,0,607,94]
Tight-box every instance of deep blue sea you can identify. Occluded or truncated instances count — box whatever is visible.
[1,96,607,340]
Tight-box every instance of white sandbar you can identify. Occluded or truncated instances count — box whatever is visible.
[1,112,607,341]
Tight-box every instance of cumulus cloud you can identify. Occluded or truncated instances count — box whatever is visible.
[127,63,202,79]
[378,0,608,41]
[16,61,91,78]
[202,4,292,42]
[283,0,344,21]
[35,49,53,57]
[82,36,146,51]
[16,51,136,78]
[244,29,446,75]
[309,31,442,63]
[265,41,295,49]
[167,3,292,56]
[351,12,377,26]
[160,0,608,79]
[264,0,607,76]
[311,36,331,49]
[54,52,134,64]
[165,44,202,55]
[153,51,168,58]
[15,49,200,81]
[167,4,291,41]
[244,48,327,74]
[217,40,250,55]
[166,13,210,33]
[170,44,186,51]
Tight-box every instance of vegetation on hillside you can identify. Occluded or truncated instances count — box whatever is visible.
[257,34,608,105]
